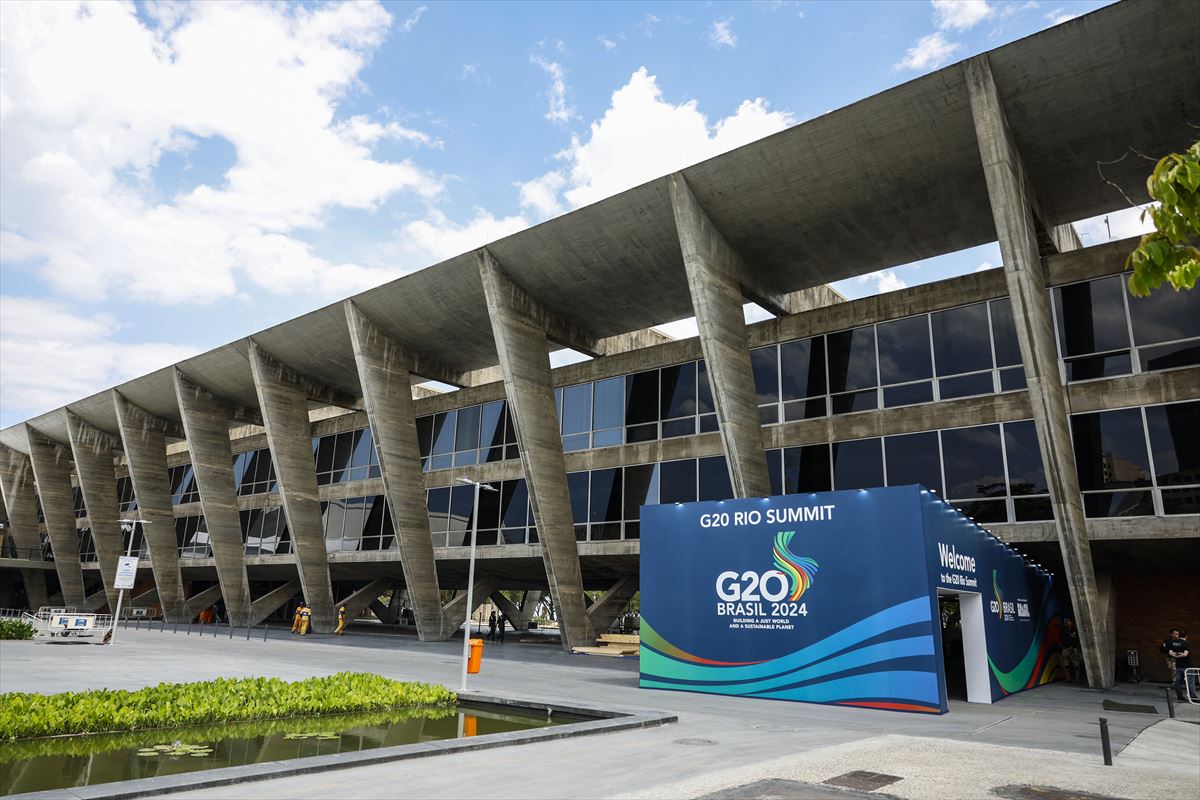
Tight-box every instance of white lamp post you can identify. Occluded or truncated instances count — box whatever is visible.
[456,477,497,692]
[109,518,148,644]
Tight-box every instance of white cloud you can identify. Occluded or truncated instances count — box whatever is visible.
[710,18,737,48]
[636,14,662,37]
[393,208,530,265]
[534,68,794,213]
[598,35,617,50]
[932,0,994,31]
[895,32,962,71]
[0,296,200,419]
[975,260,997,272]
[1001,1,1040,18]
[530,54,577,124]
[458,63,478,80]
[516,171,567,219]
[1044,8,1079,25]
[856,269,908,294]
[1072,205,1155,246]
[397,5,427,33]
[0,1,441,305]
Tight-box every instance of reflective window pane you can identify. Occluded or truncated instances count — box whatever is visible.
[784,444,832,493]
[831,438,882,490]
[661,362,698,420]
[567,472,589,525]
[1145,402,1200,486]
[1054,275,1130,357]
[698,456,733,501]
[1070,408,1152,491]
[1126,282,1200,345]
[877,316,932,385]
[750,347,780,405]
[939,372,994,400]
[427,487,450,533]
[1161,487,1200,515]
[780,336,826,401]
[624,464,659,519]
[431,411,457,455]
[827,328,877,392]
[697,360,715,416]
[831,389,877,415]
[590,469,622,523]
[500,479,530,529]
[940,425,1006,499]
[1082,490,1153,518]
[883,382,933,408]
[480,401,506,451]
[660,459,697,504]
[1138,340,1200,372]
[1003,420,1048,495]
[1014,496,1053,522]
[447,485,475,545]
[625,371,659,426]
[989,298,1022,368]
[1064,352,1132,382]
[952,499,1007,523]
[885,432,942,494]
[561,384,591,435]
[932,303,992,376]
[593,377,625,431]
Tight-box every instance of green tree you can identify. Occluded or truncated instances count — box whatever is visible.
[1126,140,1200,296]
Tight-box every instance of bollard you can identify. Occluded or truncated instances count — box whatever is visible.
[246,624,252,641]
[186,621,192,636]
[1099,717,1112,766]
[263,623,269,642]
[228,624,233,640]
[173,622,178,635]
[1165,687,1176,718]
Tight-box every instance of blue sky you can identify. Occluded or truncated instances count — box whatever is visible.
[0,0,1138,428]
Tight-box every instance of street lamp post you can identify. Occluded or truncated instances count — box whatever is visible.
[109,518,149,645]
[456,477,497,693]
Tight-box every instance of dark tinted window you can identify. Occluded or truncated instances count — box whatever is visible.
[783,444,831,493]
[660,459,697,504]
[1054,275,1129,357]
[884,432,942,494]
[827,328,877,392]
[661,362,698,420]
[431,411,456,455]
[940,425,1005,499]
[567,472,589,524]
[780,336,826,400]
[624,464,659,519]
[697,360,715,416]
[1127,284,1200,345]
[500,479,530,529]
[932,303,992,375]
[590,469,622,523]
[698,456,733,501]
[877,316,932,384]
[455,405,481,451]
[427,487,450,533]
[989,299,1022,368]
[1144,402,1200,487]
[750,347,779,405]
[1003,420,1048,495]
[480,401,506,450]
[625,370,659,426]
[1070,408,1152,491]
[832,438,883,490]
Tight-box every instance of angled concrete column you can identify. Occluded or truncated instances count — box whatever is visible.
[344,301,448,641]
[966,54,1110,689]
[173,368,252,626]
[336,578,390,623]
[0,445,50,609]
[183,584,223,619]
[65,413,123,612]
[247,340,336,631]
[440,576,500,638]
[477,249,593,651]
[586,575,639,634]
[112,392,187,622]
[669,173,772,499]
[249,579,301,627]
[23,427,87,609]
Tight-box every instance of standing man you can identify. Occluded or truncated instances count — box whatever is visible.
[1168,630,1194,702]
[334,605,347,636]
[497,612,506,644]
[291,602,304,635]
[1161,628,1182,684]
[1061,618,1083,684]
[487,610,497,642]
[299,603,312,636]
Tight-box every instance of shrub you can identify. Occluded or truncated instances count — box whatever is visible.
[0,619,35,640]
[0,672,456,740]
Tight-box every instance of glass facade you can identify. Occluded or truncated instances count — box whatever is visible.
[241,508,290,555]
[1053,273,1200,382]
[115,476,137,513]
[176,515,211,559]
[1070,400,1199,518]
[417,400,518,471]
[427,479,534,547]
[322,495,395,552]
[169,464,200,505]
[122,524,149,559]
[312,428,382,485]
[233,448,277,495]
[72,487,86,519]
[77,528,97,562]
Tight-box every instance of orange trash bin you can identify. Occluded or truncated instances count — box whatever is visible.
[467,638,484,674]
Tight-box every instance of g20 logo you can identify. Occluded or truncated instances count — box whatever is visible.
[716,570,791,602]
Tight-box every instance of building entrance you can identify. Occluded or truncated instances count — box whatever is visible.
[937,589,992,704]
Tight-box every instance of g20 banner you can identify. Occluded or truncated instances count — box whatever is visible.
[639,486,1062,714]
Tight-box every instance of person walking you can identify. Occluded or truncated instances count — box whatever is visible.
[335,605,347,636]
[496,612,506,644]
[487,610,497,642]
[1061,618,1083,684]
[1168,630,1195,701]
[291,602,304,635]
[299,603,312,636]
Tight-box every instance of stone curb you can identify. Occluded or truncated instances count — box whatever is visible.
[8,694,677,800]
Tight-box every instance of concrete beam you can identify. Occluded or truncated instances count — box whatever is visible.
[343,300,448,641]
[112,392,187,622]
[23,426,88,609]
[183,584,223,619]
[172,368,253,626]
[488,591,522,632]
[477,249,594,651]
[669,172,772,498]
[966,54,1110,689]
[85,589,108,611]
[237,339,361,411]
[440,576,499,638]
[246,340,336,632]
[335,578,389,624]
[65,412,123,612]
[0,447,49,610]
[249,579,301,627]
[585,574,639,634]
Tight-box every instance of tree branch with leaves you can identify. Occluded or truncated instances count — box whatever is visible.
[1126,140,1200,296]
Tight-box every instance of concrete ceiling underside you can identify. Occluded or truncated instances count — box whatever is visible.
[3,0,1197,455]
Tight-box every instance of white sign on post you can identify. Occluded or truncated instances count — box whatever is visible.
[114,556,139,590]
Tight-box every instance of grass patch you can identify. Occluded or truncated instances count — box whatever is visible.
[0,672,456,740]
[0,619,35,640]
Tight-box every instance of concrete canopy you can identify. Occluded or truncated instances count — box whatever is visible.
[3,0,1196,453]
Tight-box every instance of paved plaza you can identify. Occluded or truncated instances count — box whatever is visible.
[1,627,1197,799]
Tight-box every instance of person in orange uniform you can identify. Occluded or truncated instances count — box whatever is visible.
[334,605,347,635]
[299,603,312,636]
[291,602,304,634]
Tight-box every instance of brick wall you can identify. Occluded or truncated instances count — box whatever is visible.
[1114,574,1200,683]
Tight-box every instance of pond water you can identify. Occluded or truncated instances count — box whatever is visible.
[0,704,571,795]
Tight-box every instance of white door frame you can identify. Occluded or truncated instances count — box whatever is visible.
[938,588,992,704]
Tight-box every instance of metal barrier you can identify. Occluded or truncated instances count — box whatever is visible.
[1187,667,1199,705]
[0,547,53,561]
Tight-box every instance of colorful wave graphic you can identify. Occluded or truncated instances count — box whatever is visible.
[773,531,819,601]
[987,582,1064,695]
[992,570,1004,620]
[640,596,943,714]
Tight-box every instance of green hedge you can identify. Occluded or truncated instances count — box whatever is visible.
[0,619,35,640]
[0,672,456,740]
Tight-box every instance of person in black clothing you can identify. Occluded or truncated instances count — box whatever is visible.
[1167,630,1195,701]
[1161,628,1182,684]
[496,612,506,643]
[487,610,497,642]
[1061,618,1083,684]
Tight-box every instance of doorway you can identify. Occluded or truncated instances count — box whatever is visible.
[937,589,992,704]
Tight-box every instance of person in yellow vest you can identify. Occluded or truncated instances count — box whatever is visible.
[299,603,312,636]
[335,605,347,635]
[290,602,304,635]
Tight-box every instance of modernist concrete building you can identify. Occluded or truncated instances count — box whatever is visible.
[1,1,1197,689]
